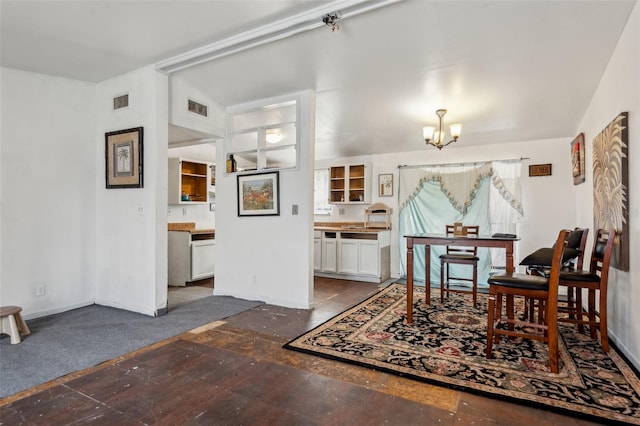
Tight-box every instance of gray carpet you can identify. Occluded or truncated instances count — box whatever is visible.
[0,295,263,398]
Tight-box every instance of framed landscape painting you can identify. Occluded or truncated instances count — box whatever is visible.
[105,127,143,188]
[237,171,280,216]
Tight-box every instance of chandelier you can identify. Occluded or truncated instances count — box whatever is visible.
[423,109,462,150]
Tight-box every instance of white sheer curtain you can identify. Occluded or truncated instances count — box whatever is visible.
[398,161,524,287]
[314,168,331,214]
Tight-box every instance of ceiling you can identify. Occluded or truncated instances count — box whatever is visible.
[1,0,636,160]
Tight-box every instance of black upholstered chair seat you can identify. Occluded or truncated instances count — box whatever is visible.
[559,270,600,283]
[488,273,549,291]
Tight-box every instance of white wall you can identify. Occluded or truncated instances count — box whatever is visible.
[169,76,224,137]
[0,68,97,319]
[94,65,169,316]
[575,1,639,368]
[214,91,315,308]
[316,137,576,279]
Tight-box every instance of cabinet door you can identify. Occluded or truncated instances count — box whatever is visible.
[338,240,359,274]
[322,239,337,272]
[191,240,215,280]
[313,238,322,271]
[358,240,379,276]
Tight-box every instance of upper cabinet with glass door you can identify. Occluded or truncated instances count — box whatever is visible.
[225,98,298,173]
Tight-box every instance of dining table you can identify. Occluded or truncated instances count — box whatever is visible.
[404,233,519,324]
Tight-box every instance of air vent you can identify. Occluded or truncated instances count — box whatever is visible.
[113,94,129,110]
[188,99,208,117]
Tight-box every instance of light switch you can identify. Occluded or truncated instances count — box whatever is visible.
[292,204,298,215]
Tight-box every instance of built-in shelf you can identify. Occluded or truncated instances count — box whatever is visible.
[168,158,211,204]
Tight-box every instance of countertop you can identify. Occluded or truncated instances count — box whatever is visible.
[314,222,390,233]
[168,222,215,236]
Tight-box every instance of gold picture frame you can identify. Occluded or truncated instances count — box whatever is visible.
[105,127,143,188]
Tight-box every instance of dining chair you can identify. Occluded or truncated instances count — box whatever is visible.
[521,227,589,322]
[557,228,616,352]
[486,229,569,374]
[521,227,589,276]
[440,225,480,307]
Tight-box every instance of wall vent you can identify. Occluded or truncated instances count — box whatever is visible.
[113,94,129,110]
[188,99,208,117]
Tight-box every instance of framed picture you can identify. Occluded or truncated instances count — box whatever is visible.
[571,133,585,185]
[237,171,280,216]
[105,127,143,188]
[593,112,629,271]
[379,173,393,196]
[528,164,552,177]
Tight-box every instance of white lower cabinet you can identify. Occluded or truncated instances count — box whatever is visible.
[168,231,215,286]
[313,237,322,271]
[338,240,359,274]
[315,230,390,283]
[313,231,322,271]
[321,234,338,272]
[357,240,380,276]
[191,240,215,280]
[339,237,379,276]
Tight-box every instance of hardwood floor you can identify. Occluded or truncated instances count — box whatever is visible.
[0,277,603,425]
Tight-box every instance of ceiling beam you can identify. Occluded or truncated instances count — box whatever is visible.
[156,0,403,74]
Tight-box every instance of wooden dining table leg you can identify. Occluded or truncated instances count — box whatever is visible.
[425,243,431,305]
[406,239,414,324]
[505,241,514,274]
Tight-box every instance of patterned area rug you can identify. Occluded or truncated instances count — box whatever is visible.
[284,283,640,425]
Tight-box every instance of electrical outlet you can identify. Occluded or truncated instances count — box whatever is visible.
[292,204,298,215]
[35,283,46,297]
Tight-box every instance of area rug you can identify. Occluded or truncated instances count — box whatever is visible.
[284,283,640,425]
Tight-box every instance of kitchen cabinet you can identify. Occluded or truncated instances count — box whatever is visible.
[168,157,211,204]
[329,164,371,204]
[315,229,390,283]
[168,230,215,286]
[191,239,215,280]
[337,239,359,274]
[338,233,381,277]
[321,232,338,273]
[313,231,322,271]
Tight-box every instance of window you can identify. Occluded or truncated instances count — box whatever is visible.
[314,168,331,215]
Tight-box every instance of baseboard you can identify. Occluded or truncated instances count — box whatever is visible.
[608,329,640,372]
[94,298,156,317]
[22,301,94,321]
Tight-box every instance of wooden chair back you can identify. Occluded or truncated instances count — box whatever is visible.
[445,225,479,255]
[570,227,590,270]
[589,228,616,279]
